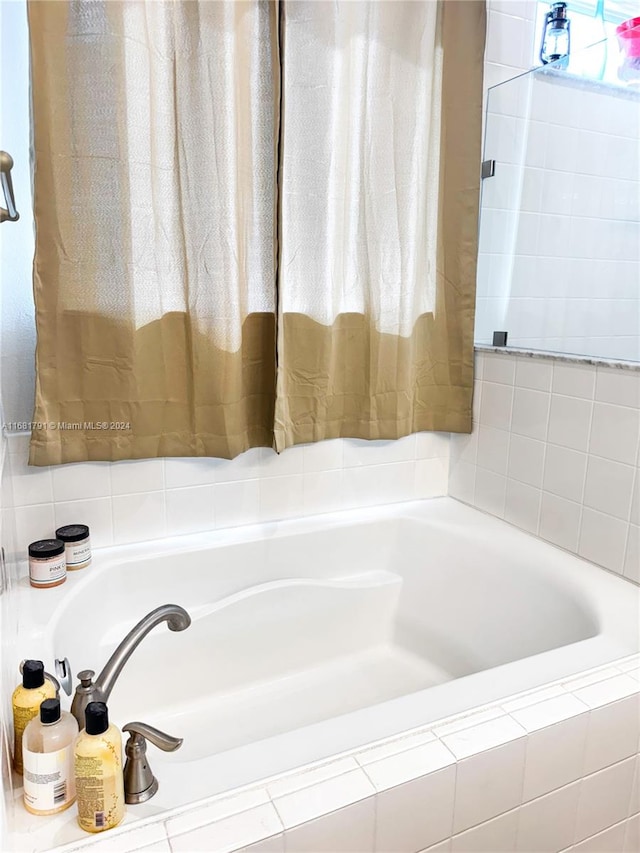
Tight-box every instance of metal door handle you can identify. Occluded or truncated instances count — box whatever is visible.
[0,151,19,223]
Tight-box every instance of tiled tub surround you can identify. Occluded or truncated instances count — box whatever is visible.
[9,657,640,853]
[3,432,449,557]
[451,349,640,584]
[8,498,640,853]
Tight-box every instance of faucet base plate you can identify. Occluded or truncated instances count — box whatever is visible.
[125,776,159,805]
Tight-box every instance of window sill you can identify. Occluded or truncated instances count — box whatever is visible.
[536,65,640,100]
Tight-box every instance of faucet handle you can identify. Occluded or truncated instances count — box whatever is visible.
[123,721,182,752]
[77,669,95,687]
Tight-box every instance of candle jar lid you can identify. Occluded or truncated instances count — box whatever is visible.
[55,524,89,543]
[28,539,65,558]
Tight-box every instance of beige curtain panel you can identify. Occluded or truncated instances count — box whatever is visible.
[27,0,486,466]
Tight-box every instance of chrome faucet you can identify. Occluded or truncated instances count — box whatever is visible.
[70,604,191,728]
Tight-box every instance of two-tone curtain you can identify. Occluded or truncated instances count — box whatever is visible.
[27,0,486,466]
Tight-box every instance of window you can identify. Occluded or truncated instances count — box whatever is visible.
[534,0,640,84]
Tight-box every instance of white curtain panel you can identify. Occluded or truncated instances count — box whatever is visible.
[279,0,442,335]
[61,0,279,351]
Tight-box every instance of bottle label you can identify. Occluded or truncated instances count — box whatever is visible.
[29,554,66,586]
[23,745,76,812]
[65,538,91,569]
[75,754,124,831]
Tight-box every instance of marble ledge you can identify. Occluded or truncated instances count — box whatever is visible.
[475,345,640,373]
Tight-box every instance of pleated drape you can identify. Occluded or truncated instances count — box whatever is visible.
[27,0,485,466]
[274,0,486,449]
[28,0,280,464]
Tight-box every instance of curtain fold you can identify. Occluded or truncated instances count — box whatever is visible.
[27,0,485,466]
[274,0,486,449]
[28,0,280,464]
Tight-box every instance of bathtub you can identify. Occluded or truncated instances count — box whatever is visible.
[10,497,640,849]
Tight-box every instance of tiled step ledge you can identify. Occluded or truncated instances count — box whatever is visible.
[22,652,639,853]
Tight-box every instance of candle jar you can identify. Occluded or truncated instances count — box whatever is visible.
[55,525,91,571]
[28,540,66,589]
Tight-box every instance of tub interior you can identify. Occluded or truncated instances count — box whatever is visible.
[47,506,601,762]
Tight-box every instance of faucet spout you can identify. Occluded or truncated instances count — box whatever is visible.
[71,604,191,727]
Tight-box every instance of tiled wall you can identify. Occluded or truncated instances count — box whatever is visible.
[450,349,640,584]
[4,432,449,560]
[478,13,640,361]
[45,656,640,853]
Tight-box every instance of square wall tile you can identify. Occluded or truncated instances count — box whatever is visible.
[583,695,640,776]
[450,432,477,467]
[516,781,580,853]
[507,434,545,487]
[543,444,587,503]
[453,739,527,834]
[451,809,519,853]
[415,458,448,499]
[479,382,514,432]
[260,475,305,521]
[342,463,414,509]
[415,432,450,460]
[583,457,635,521]
[574,757,636,844]
[165,457,219,489]
[511,388,550,441]
[521,714,589,801]
[51,461,111,502]
[474,468,507,518]
[578,508,628,573]
[552,363,596,399]
[573,822,627,853]
[504,479,541,534]
[165,485,215,536]
[110,459,164,495]
[282,797,375,853]
[215,479,261,530]
[302,440,344,473]
[589,403,640,466]
[303,470,344,514]
[374,766,456,853]
[54,497,114,548]
[112,491,166,544]
[448,461,476,505]
[595,367,640,408]
[515,358,552,392]
[547,395,592,452]
[477,426,510,475]
[539,492,581,552]
[483,354,516,385]
[14,503,56,554]
[9,457,53,507]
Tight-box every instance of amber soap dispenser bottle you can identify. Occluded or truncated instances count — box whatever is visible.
[12,660,57,775]
[74,701,125,833]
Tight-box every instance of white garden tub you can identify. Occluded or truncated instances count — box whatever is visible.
[11,497,640,846]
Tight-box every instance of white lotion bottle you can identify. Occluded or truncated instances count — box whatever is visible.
[23,697,79,815]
